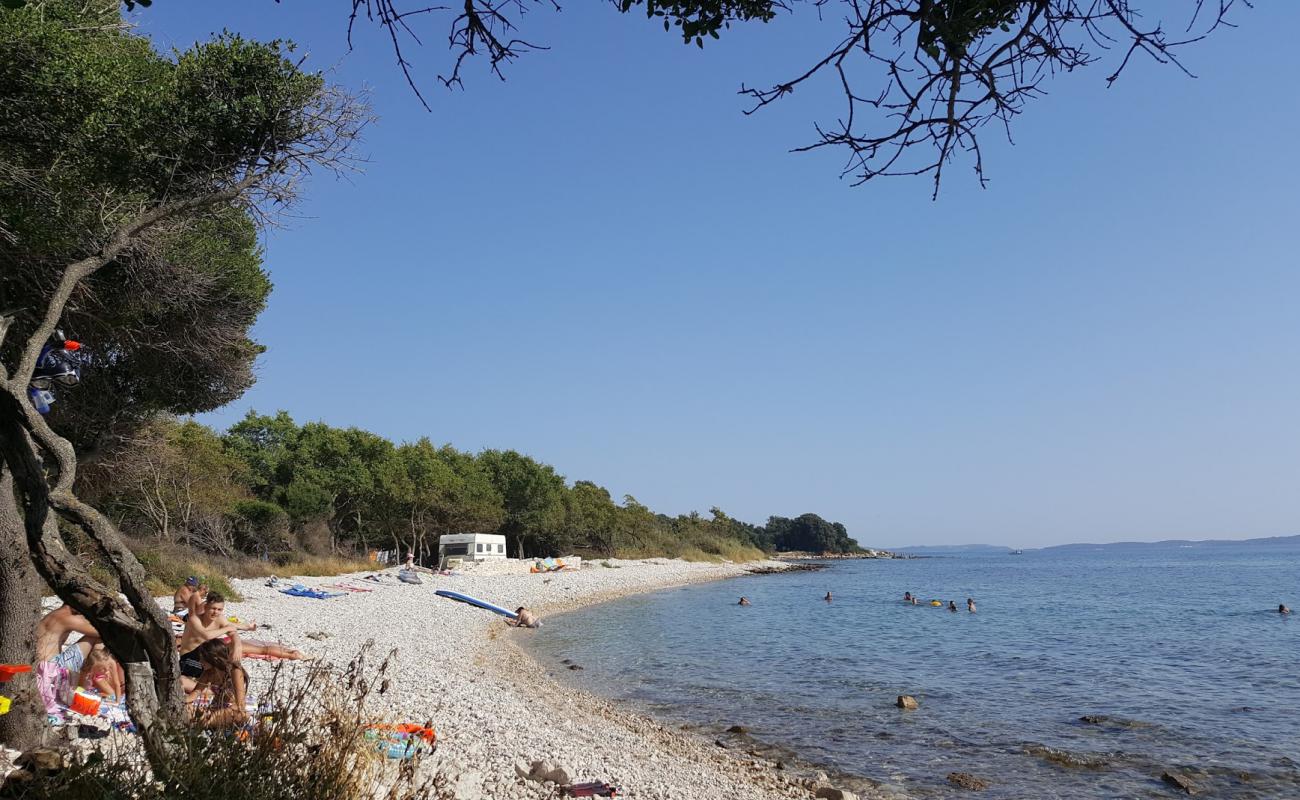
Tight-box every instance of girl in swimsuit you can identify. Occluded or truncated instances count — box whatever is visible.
[78,645,123,701]
[184,639,249,728]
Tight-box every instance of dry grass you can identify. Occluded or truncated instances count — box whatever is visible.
[129,540,376,601]
[614,533,766,564]
[9,644,445,800]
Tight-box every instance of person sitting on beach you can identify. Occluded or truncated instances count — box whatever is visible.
[948,601,958,612]
[967,598,977,613]
[183,639,249,728]
[78,644,124,701]
[824,592,833,602]
[1281,604,1292,615]
[738,597,751,606]
[178,591,250,671]
[513,607,542,628]
[36,605,103,720]
[173,576,203,614]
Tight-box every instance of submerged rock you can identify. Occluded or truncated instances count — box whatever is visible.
[896,695,919,710]
[947,772,989,791]
[1162,770,1198,795]
[727,725,749,734]
[1024,745,1110,770]
[814,787,859,800]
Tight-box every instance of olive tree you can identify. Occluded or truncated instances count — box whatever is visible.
[0,0,365,766]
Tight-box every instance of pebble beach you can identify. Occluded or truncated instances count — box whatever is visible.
[226,559,881,800]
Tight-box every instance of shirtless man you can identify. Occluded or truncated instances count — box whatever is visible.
[737,597,751,606]
[513,607,542,628]
[967,598,977,613]
[36,605,101,719]
[178,591,246,676]
[173,577,202,614]
[824,591,833,602]
[36,605,100,669]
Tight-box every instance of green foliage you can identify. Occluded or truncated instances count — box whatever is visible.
[765,513,860,553]
[618,0,779,47]
[95,411,863,565]
[477,449,567,556]
[0,0,350,454]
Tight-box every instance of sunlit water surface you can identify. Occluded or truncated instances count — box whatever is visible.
[525,544,1300,798]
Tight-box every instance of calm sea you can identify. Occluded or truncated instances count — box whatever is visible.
[525,543,1300,798]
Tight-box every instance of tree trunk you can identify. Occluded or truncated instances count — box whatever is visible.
[0,395,182,776]
[0,469,47,751]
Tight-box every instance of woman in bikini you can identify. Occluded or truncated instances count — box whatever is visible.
[183,639,249,728]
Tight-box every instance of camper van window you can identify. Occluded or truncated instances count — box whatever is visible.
[443,544,469,556]
[497,544,504,553]
[476,543,483,553]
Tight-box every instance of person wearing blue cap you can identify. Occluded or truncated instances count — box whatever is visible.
[173,576,205,616]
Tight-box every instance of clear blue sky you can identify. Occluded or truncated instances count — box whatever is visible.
[133,2,1299,549]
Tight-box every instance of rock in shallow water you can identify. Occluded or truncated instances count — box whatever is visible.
[896,695,919,710]
[947,772,989,791]
[1161,770,1198,795]
[814,787,859,800]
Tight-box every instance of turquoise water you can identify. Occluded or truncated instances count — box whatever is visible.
[526,544,1300,798]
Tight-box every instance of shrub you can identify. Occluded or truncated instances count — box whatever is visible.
[7,645,441,800]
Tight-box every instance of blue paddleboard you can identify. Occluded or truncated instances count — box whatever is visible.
[434,589,518,619]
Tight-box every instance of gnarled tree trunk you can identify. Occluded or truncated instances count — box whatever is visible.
[0,469,47,751]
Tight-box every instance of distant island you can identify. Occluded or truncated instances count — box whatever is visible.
[889,543,1017,555]
[892,534,1299,554]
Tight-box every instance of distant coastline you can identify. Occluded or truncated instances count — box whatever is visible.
[775,548,908,560]
[891,533,1300,555]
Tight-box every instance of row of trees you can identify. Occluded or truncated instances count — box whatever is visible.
[87,411,864,564]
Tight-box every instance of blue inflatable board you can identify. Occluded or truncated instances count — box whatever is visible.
[434,589,518,619]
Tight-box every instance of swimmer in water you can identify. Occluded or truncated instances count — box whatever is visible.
[824,592,833,602]
[948,600,958,612]
[903,592,913,604]
[738,597,751,606]
[967,598,976,613]
[1281,604,1292,615]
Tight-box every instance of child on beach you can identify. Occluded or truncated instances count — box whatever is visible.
[79,644,123,701]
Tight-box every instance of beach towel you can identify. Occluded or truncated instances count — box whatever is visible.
[36,658,73,721]
[365,722,436,759]
[279,586,344,600]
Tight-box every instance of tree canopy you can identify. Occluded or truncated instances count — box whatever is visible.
[89,409,866,564]
[0,0,365,760]
[341,0,1244,195]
